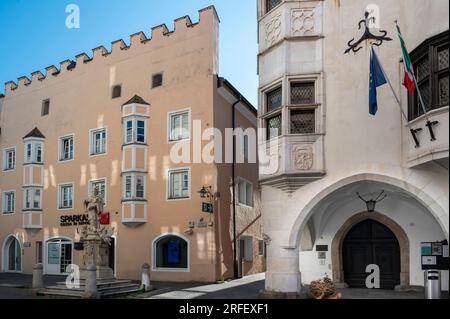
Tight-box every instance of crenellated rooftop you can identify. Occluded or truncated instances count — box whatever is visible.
[3,5,219,95]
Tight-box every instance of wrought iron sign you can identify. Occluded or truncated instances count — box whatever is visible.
[344,11,392,54]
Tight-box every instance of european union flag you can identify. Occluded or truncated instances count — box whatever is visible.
[369,48,387,115]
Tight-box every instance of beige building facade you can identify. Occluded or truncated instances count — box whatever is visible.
[0,6,265,282]
[257,0,448,295]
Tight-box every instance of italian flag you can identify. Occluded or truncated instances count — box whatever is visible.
[396,24,416,94]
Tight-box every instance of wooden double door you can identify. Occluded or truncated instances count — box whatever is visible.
[343,219,401,289]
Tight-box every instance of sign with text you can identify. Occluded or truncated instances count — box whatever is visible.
[60,214,90,227]
[202,202,213,213]
[421,240,449,270]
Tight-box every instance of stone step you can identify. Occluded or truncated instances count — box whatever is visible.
[39,284,141,298]
[45,282,139,293]
[53,279,134,288]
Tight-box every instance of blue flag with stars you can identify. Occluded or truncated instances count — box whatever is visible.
[369,48,387,115]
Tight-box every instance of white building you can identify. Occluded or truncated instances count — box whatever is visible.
[257,0,449,295]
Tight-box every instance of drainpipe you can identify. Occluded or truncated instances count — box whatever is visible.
[232,97,241,279]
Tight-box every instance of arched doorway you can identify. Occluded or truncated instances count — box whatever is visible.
[2,235,22,272]
[343,219,400,289]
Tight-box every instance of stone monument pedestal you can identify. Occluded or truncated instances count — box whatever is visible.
[80,234,114,281]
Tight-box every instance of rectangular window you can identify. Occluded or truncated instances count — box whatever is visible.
[90,179,106,204]
[136,175,145,199]
[124,175,132,199]
[126,120,133,144]
[59,184,74,209]
[24,188,41,210]
[266,0,282,13]
[290,82,315,105]
[409,31,449,120]
[41,99,50,116]
[3,147,16,171]
[258,240,265,256]
[266,86,282,112]
[59,135,74,161]
[124,119,146,144]
[169,111,190,141]
[24,142,43,164]
[90,128,107,155]
[112,85,122,99]
[2,191,15,214]
[137,121,145,143]
[266,114,282,140]
[152,73,163,88]
[290,109,315,134]
[240,237,254,262]
[238,178,253,207]
[36,241,43,263]
[123,174,145,200]
[168,169,190,199]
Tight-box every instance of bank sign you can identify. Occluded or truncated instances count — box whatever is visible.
[60,214,90,227]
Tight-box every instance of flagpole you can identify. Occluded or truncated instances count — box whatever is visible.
[374,47,409,122]
[394,20,429,120]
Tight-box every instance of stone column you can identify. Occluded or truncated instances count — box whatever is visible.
[32,263,44,292]
[141,263,152,291]
[83,264,99,299]
[264,243,303,298]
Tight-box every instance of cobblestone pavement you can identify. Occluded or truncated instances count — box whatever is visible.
[1,272,448,299]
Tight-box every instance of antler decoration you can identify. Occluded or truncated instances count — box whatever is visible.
[344,11,392,54]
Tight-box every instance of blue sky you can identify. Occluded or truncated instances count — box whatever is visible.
[0,0,258,105]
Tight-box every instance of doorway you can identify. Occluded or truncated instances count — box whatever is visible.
[46,238,73,275]
[3,236,21,272]
[343,219,401,289]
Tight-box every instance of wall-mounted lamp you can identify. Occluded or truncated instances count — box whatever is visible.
[198,186,213,199]
[357,190,387,212]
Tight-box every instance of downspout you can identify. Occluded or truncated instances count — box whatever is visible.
[232,97,241,279]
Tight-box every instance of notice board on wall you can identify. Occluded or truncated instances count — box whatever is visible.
[421,240,449,270]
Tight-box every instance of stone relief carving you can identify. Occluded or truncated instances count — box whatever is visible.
[291,8,315,36]
[293,146,314,170]
[265,15,282,46]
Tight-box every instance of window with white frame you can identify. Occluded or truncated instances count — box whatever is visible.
[90,128,107,155]
[24,141,43,164]
[238,178,253,207]
[169,110,190,141]
[3,147,16,171]
[168,169,190,199]
[23,188,42,210]
[89,179,106,203]
[123,174,146,200]
[2,191,15,214]
[58,184,74,209]
[59,135,74,161]
[124,119,146,144]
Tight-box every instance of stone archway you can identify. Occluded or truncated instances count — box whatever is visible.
[331,211,410,290]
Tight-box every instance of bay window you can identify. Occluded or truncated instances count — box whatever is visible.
[24,187,42,210]
[123,174,146,200]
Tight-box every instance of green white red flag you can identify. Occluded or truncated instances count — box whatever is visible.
[396,23,416,94]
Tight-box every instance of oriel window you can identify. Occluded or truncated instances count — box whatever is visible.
[290,82,315,105]
[290,109,315,134]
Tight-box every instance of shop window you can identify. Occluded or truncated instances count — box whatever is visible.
[154,235,188,269]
